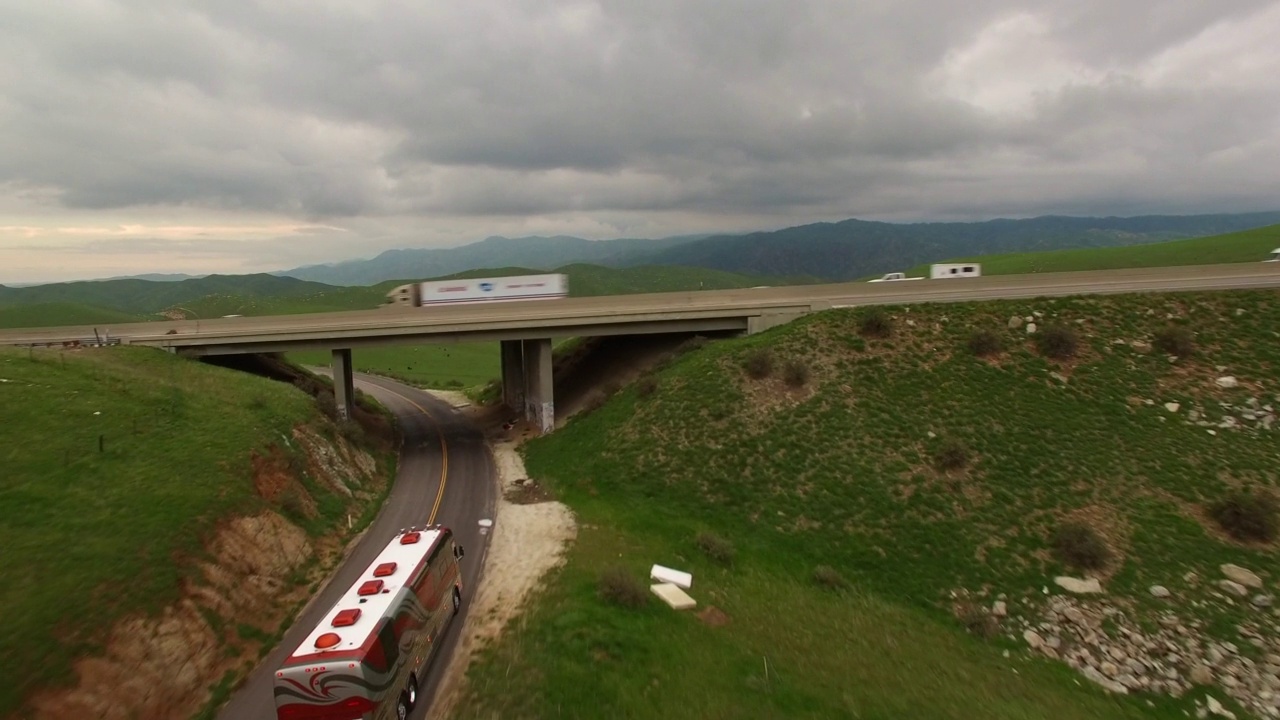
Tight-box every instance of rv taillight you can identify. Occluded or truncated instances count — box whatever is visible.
[373,562,396,577]
[314,632,341,649]
[357,580,384,595]
[400,531,421,544]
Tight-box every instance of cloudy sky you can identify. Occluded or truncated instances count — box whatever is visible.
[2,1,1279,283]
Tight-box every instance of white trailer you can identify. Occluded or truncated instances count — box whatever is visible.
[1265,248,1280,262]
[384,273,568,307]
[929,263,982,279]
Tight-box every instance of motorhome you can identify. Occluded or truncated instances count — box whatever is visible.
[929,263,982,279]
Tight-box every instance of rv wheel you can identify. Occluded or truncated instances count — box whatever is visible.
[396,693,409,720]
[452,587,461,615]
[407,673,419,709]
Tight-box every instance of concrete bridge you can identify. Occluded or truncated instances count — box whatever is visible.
[2,262,1277,432]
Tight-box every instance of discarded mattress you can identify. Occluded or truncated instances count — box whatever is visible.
[651,582,696,610]
[650,564,692,589]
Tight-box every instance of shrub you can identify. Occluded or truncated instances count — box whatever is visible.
[1153,326,1195,358]
[812,565,848,590]
[636,376,659,398]
[677,335,709,355]
[598,566,649,609]
[696,531,735,566]
[859,308,893,338]
[967,329,1003,357]
[1210,489,1278,542]
[743,349,774,379]
[782,359,810,388]
[932,439,969,472]
[1051,521,1111,570]
[1035,325,1079,360]
[957,602,1000,640]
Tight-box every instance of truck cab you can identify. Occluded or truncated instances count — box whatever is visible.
[1265,248,1280,262]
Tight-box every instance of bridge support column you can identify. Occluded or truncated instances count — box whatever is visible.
[332,348,354,421]
[521,338,554,433]
[500,340,525,412]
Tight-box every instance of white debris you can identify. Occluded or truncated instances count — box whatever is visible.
[650,564,693,589]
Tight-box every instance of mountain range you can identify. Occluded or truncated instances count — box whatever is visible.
[275,211,1280,285]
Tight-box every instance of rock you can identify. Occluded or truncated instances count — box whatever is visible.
[1082,665,1129,694]
[1131,341,1152,353]
[1206,695,1237,719]
[1150,585,1171,598]
[1208,430,1217,436]
[1252,595,1273,608]
[1008,316,1024,329]
[1188,410,1201,421]
[992,600,1007,617]
[1026,322,1037,334]
[1024,316,1034,323]
[1219,580,1248,597]
[1024,629,1044,648]
[1216,376,1239,389]
[1221,564,1263,589]
[1164,402,1180,413]
[1055,576,1103,594]
[1191,665,1214,685]
[1235,308,1246,317]
[1063,607,1087,625]
[1050,371,1068,384]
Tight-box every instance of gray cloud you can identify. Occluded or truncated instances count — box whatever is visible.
[1,0,1278,280]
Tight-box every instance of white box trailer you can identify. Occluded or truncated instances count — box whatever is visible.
[929,263,982,279]
[384,273,568,307]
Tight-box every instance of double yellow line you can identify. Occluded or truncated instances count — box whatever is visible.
[362,382,450,525]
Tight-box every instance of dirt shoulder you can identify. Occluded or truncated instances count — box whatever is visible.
[421,391,579,720]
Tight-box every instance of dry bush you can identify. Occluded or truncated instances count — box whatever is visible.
[1210,489,1278,542]
[782,359,811,388]
[1051,521,1111,570]
[1153,326,1196,358]
[932,439,970,472]
[742,349,774,379]
[859,308,893,338]
[696,531,736,566]
[598,566,650,609]
[812,565,849,591]
[1036,325,1079,360]
[967,329,1003,357]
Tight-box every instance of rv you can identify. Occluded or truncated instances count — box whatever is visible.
[385,273,568,308]
[929,263,982,279]
[273,526,464,720]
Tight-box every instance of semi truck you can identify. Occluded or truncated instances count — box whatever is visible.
[384,273,568,308]
[272,526,465,720]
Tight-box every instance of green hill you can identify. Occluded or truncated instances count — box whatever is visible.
[454,288,1279,719]
[0,346,395,717]
[909,223,1280,276]
[0,273,340,316]
[0,302,143,329]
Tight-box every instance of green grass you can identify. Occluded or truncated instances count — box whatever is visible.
[453,287,1280,719]
[0,302,145,329]
[289,343,502,390]
[908,223,1280,276]
[0,346,361,715]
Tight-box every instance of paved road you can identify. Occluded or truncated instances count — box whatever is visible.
[2,263,1277,347]
[214,373,496,720]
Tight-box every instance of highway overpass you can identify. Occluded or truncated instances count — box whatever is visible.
[2,262,1277,431]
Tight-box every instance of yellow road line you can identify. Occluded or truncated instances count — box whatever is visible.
[359,381,450,525]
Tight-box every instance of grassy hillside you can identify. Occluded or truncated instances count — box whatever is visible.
[0,346,392,716]
[453,288,1279,719]
[908,223,1280,276]
[0,273,339,316]
[0,302,143,329]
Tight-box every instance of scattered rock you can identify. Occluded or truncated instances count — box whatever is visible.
[1190,665,1214,685]
[1008,316,1024,329]
[1055,576,1103,594]
[1131,341,1152,354]
[992,600,1007,617]
[1026,322,1037,334]
[1150,585,1171,598]
[1164,402,1180,413]
[1220,565,1263,589]
[1252,595,1273,609]
[1219,580,1248,598]
[1050,372,1068,384]
[1216,376,1239,389]
[1024,629,1045,648]
[1206,695,1236,718]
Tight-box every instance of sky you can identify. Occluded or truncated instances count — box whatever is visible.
[2,1,1279,284]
